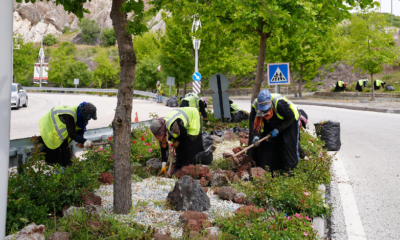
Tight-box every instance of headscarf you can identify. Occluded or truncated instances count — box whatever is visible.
[253,108,274,134]
[157,81,160,86]
[150,118,168,148]
[76,102,88,132]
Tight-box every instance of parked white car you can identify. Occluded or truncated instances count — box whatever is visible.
[11,83,28,110]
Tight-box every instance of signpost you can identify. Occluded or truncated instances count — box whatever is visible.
[209,73,230,122]
[267,63,290,94]
[74,78,79,93]
[166,76,175,97]
[192,16,202,94]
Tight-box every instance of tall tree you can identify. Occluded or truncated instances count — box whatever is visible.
[61,61,93,87]
[17,0,151,214]
[155,0,375,102]
[13,38,37,85]
[343,8,399,100]
[48,42,75,88]
[93,49,120,88]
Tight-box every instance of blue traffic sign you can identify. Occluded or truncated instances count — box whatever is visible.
[192,72,202,82]
[267,63,290,85]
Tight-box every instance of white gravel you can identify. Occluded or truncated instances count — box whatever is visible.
[94,176,243,239]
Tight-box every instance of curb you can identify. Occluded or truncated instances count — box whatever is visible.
[291,101,400,114]
[313,184,327,239]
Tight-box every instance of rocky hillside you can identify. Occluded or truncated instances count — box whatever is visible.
[13,0,165,43]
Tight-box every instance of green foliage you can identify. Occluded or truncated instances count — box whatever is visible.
[61,61,93,87]
[43,33,58,46]
[215,211,317,239]
[48,42,76,87]
[6,137,105,235]
[101,28,117,47]
[13,37,37,85]
[93,49,120,88]
[135,58,160,90]
[78,18,101,45]
[45,208,154,239]
[133,31,161,62]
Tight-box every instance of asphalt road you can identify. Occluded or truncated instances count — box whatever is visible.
[10,93,174,140]
[234,99,400,240]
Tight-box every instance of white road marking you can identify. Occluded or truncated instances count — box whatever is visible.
[331,152,366,240]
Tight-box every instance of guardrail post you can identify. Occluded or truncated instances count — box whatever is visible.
[70,141,79,156]
[16,147,27,174]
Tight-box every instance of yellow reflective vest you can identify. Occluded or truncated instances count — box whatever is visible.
[252,94,299,121]
[231,102,240,114]
[164,107,201,139]
[338,81,344,87]
[39,105,82,149]
[157,84,163,95]
[358,79,367,86]
[376,80,384,87]
[182,95,201,111]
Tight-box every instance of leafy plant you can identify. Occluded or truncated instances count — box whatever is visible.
[101,28,117,46]
[78,18,101,45]
[43,33,58,46]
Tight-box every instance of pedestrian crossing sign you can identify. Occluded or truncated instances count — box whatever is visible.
[267,63,290,85]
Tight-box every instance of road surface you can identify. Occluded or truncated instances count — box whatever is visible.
[10,93,174,140]
[234,99,400,240]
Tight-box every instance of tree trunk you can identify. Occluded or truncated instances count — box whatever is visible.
[110,0,135,214]
[251,32,269,103]
[290,69,298,98]
[183,82,187,96]
[298,63,303,98]
[371,73,375,101]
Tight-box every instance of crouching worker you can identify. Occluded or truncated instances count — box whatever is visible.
[248,89,300,172]
[180,94,209,123]
[335,80,347,92]
[356,79,368,92]
[150,107,203,175]
[374,80,386,90]
[39,102,97,167]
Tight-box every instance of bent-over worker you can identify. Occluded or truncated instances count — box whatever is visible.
[180,94,208,121]
[374,80,386,90]
[356,79,368,92]
[229,99,240,119]
[335,81,347,92]
[150,107,203,175]
[248,89,300,172]
[39,102,97,167]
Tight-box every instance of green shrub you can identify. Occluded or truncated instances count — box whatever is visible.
[62,26,69,34]
[311,87,318,92]
[382,74,392,80]
[78,18,101,45]
[43,33,58,46]
[101,28,117,46]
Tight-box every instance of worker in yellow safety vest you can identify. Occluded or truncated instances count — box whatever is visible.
[39,102,97,168]
[150,107,204,175]
[156,81,163,103]
[248,89,300,172]
[356,79,368,92]
[335,80,347,92]
[180,94,208,121]
[374,79,386,90]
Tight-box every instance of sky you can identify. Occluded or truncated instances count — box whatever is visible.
[373,0,400,16]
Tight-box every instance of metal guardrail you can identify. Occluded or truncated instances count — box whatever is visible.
[9,120,152,169]
[23,87,169,101]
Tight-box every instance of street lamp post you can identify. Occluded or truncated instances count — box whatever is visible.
[20,6,58,87]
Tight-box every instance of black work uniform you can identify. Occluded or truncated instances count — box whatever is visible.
[43,114,87,167]
[180,100,208,119]
[159,119,203,169]
[248,101,299,172]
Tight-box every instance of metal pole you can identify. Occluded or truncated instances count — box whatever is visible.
[39,19,44,88]
[0,0,13,237]
[391,0,393,26]
[275,85,281,94]
[195,48,198,72]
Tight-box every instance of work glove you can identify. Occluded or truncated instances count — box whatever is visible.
[252,136,260,147]
[83,140,93,148]
[270,129,279,138]
[158,162,167,176]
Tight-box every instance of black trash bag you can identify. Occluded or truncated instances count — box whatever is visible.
[233,126,249,134]
[211,128,234,137]
[194,132,214,165]
[385,85,395,91]
[314,121,341,151]
[231,110,249,123]
[166,95,179,107]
